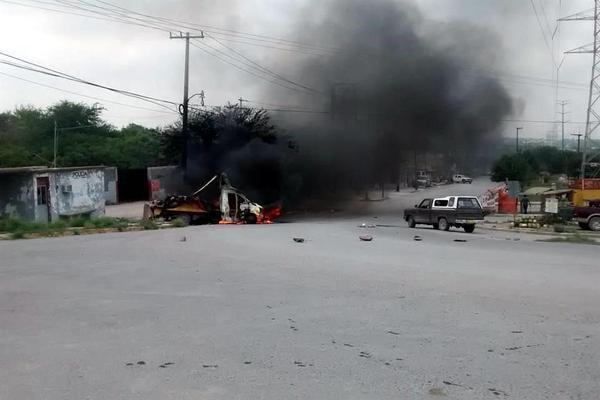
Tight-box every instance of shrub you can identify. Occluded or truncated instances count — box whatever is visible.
[69,216,88,227]
[10,230,25,239]
[140,219,159,230]
[171,217,189,228]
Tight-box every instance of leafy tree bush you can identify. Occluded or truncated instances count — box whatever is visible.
[491,146,583,184]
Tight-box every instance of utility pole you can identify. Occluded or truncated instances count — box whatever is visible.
[516,127,523,153]
[170,31,204,169]
[558,100,568,151]
[238,97,247,108]
[572,133,583,153]
[53,120,57,168]
[52,124,96,168]
[560,1,600,188]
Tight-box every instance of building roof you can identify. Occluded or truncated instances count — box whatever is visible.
[0,166,48,174]
[0,165,105,175]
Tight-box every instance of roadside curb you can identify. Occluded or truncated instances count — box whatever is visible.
[478,224,600,237]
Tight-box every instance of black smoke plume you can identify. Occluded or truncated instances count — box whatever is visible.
[185,0,513,205]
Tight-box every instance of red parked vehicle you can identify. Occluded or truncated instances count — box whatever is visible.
[574,199,600,231]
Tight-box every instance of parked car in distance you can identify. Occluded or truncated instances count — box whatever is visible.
[573,199,600,231]
[452,174,473,184]
[403,196,485,233]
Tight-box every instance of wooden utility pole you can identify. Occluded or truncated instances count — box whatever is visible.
[170,31,204,168]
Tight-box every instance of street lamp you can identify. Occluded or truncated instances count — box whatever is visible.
[516,127,523,153]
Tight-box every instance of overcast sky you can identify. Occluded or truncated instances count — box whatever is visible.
[0,0,595,141]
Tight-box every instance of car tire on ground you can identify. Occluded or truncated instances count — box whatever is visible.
[578,222,590,230]
[407,216,416,228]
[438,217,449,231]
[589,216,600,231]
[463,224,475,233]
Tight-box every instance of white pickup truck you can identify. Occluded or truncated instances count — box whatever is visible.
[452,174,473,184]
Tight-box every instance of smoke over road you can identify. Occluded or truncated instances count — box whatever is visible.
[187,0,513,205]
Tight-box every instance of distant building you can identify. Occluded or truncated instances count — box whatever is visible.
[0,166,106,222]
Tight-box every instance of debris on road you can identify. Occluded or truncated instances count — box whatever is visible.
[359,223,376,228]
[453,239,467,243]
[359,235,373,241]
[413,235,422,241]
[443,380,473,390]
[293,237,305,243]
[180,236,187,242]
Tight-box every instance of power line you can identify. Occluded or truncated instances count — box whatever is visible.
[537,0,555,40]
[0,0,172,32]
[530,0,557,66]
[0,70,177,114]
[0,50,179,111]
[5,0,337,54]
[204,33,323,94]
[190,40,322,96]
[3,1,327,95]
[79,0,339,53]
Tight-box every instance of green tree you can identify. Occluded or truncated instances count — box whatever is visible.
[0,101,167,169]
[491,153,535,183]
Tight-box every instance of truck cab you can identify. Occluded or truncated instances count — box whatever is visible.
[404,196,485,233]
[574,199,600,231]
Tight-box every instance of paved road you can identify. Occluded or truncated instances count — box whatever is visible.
[1,180,599,399]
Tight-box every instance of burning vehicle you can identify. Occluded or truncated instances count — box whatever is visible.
[144,174,281,225]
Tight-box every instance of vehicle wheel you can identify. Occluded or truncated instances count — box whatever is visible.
[589,217,600,231]
[579,222,589,230]
[407,216,416,228]
[463,224,475,233]
[438,217,449,231]
[245,213,257,224]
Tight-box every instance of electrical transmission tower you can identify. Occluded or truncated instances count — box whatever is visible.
[560,1,600,187]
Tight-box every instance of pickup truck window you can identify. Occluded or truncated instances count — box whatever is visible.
[418,199,431,209]
[434,199,448,207]
[448,197,455,207]
[457,197,480,209]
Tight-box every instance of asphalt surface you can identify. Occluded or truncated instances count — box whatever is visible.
[1,179,599,399]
